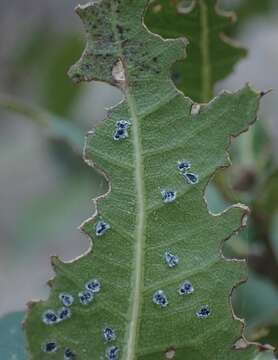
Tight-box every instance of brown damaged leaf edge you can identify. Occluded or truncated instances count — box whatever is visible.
[203,88,265,353]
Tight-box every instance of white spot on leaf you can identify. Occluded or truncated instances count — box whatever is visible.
[153,4,162,13]
[177,0,196,14]
[191,103,201,115]
[233,338,249,350]
[112,60,126,82]
[165,348,176,359]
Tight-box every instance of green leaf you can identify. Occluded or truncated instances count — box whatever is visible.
[41,34,84,117]
[25,1,262,359]
[221,0,276,28]
[145,0,247,102]
[0,312,27,360]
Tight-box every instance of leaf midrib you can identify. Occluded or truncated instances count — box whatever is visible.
[125,90,146,360]
[109,3,145,360]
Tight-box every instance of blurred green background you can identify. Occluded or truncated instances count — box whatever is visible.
[0,0,277,358]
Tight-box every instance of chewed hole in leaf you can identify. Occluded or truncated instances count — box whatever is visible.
[95,221,110,236]
[42,310,58,325]
[164,251,179,268]
[152,290,169,308]
[196,305,211,319]
[59,293,74,307]
[79,290,94,305]
[178,281,194,295]
[85,279,101,293]
[42,341,59,353]
[105,345,120,359]
[103,327,116,342]
[161,190,177,203]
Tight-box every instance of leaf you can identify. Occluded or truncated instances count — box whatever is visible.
[221,0,276,29]
[0,94,84,154]
[145,0,247,102]
[25,1,262,359]
[13,28,83,117]
[0,312,27,360]
[41,34,84,116]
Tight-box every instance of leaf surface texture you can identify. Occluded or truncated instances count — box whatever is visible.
[25,1,262,359]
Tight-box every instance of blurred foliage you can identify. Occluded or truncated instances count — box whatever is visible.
[12,28,84,117]
[14,175,107,253]
[0,94,84,153]
[254,352,278,360]
[0,312,27,360]
[212,119,278,350]
[145,0,246,102]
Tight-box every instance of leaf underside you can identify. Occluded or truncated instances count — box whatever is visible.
[145,0,247,103]
[25,1,261,359]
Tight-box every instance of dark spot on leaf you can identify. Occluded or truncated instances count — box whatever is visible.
[64,348,76,359]
[105,346,120,359]
[42,341,59,353]
[85,279,101,293]
[79,290,94,305]
[178,281,194,295]
[42,310,58,325]
[57,307,71,322]
[152,290,168,308]
[95,221,110,236]
[164,251,179,268]
[59,293,74,307]
[196,305,211,319]
[103,327,116,342]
